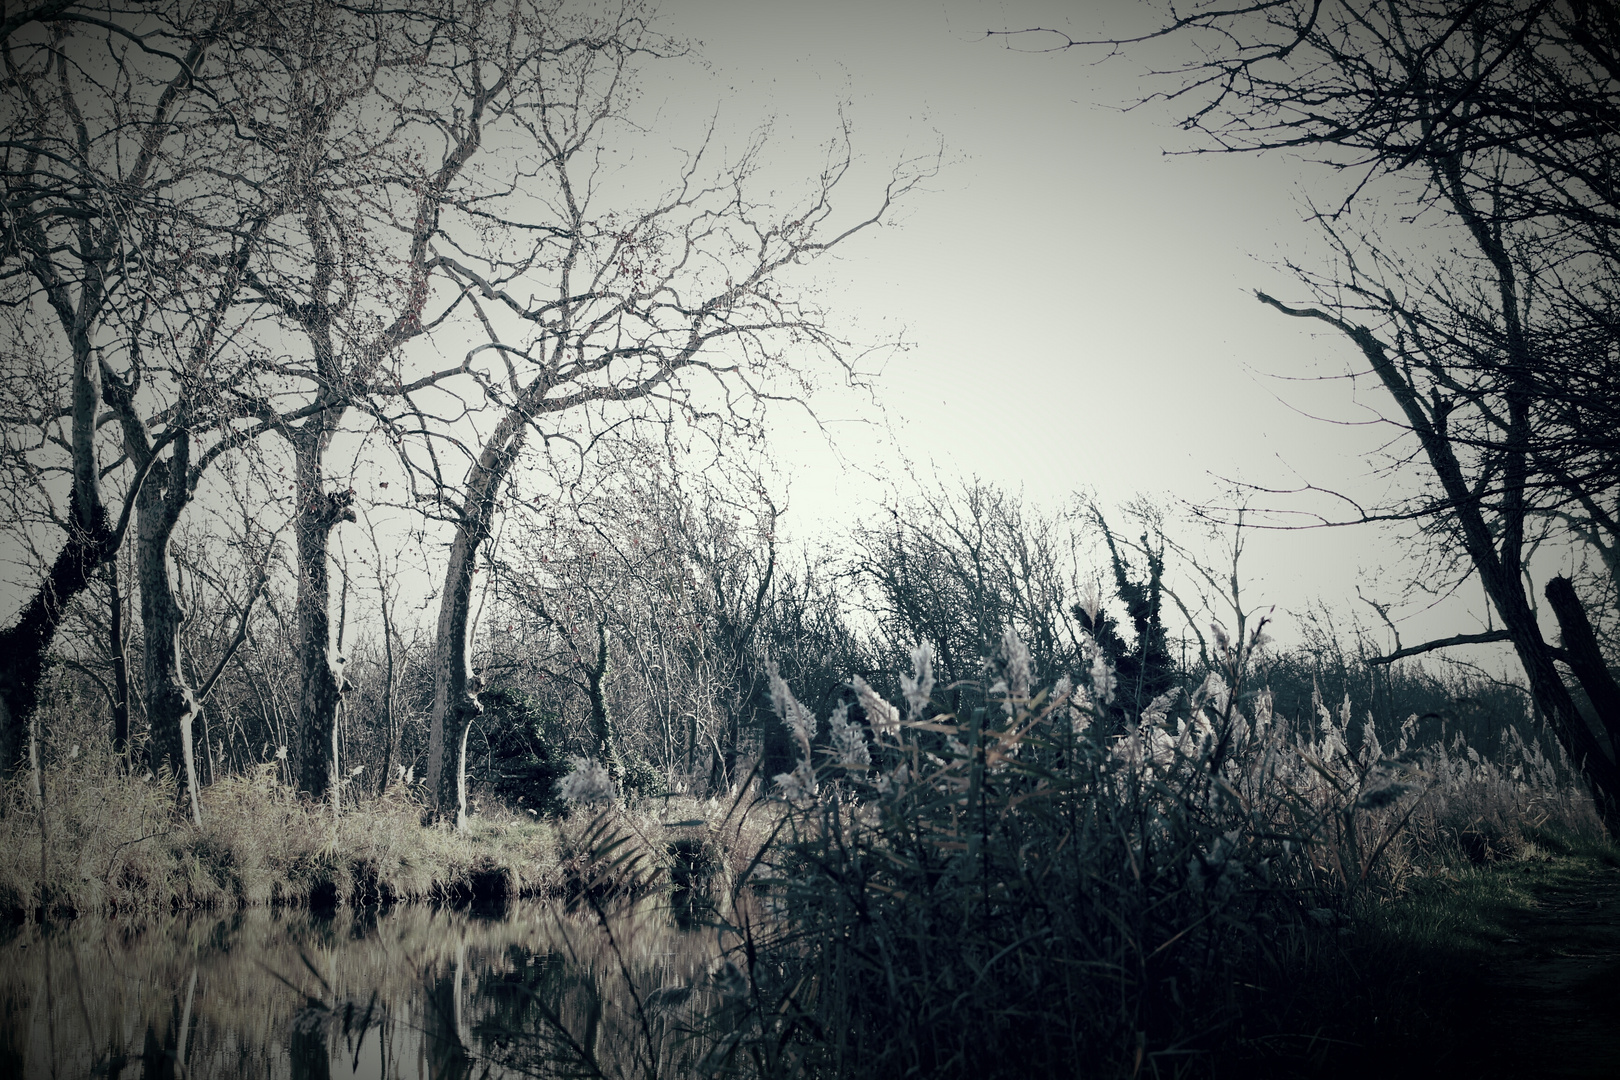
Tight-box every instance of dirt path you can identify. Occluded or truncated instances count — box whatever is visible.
[1295,854,1620,1080]
[1467,866,1620,1078]
[1431,862,1620,1079]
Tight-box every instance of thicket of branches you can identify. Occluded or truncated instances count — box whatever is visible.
[1004,0,1620,828]
[18,451,1564,830]
[0,0,928,828]
[5,0,1616,843]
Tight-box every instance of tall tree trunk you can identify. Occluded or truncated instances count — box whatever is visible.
[101,365,211,822]
[1546,575,1620,757]
[375,588,400,798]
[108,558,130,760]
[136,452,203,827]
[429,417,529,827]
[585,621,623,792]
[0,331,112,775]
[1260,294,1620,833]
[429,523,482,829]
[0,498,111,776]
[1486,566,1619,817]
[292,438,353,799]
[0,14,217,781]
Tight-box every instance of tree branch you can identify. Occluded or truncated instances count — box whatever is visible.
[1367,629,1514,666]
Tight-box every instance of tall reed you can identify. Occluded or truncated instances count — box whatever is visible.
[671,624,1599,1078]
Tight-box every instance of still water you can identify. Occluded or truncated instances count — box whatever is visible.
[0,900,724,1079]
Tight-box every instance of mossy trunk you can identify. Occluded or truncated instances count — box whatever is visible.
[585,622,623,793]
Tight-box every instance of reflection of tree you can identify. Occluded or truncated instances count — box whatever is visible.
[287,1005,331,1080]
[474,946,601,1075]
[141,1023,175,1080]
[1,904,722,1079]
[423,943,472,1080]
[140,967,195,1080]
[469,952,576,1075]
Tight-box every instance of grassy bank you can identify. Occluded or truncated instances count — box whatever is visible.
[0,747,761,919]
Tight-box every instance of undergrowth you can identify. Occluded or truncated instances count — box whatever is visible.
[1252,827,1620,1078]
[501,627,1606,1079]
[1,623,1609,1079]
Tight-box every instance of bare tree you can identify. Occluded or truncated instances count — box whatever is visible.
[850,483,1084,699]
[492,443,785,797]
[1049,0,1620,825]
[196,0,588,798]
[0,2,389,817]
[389,37,933,822]
[0,3,234,775]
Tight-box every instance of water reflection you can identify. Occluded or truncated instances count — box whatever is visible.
[0,900,721,1079]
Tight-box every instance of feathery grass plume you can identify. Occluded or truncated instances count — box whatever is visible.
[559,756,616,807]
[992,626,1031,702]
[853,674,901,737]
[1396,712,1419,754]
[827,702,871,769]
[1081,629,1117,705]
[767,660,820,802]
[1054,673,1099,735]
[1077,582,1103,625]
[1362,716,1384,764]
[1052,674,1072,704]
[1140,686,1179,725]
[1320,691,1350,761]
[766,660,817,754]
[774,759,819,804]
[900,640,935,719]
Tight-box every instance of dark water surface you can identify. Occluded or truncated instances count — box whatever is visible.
[0,900,719,1079]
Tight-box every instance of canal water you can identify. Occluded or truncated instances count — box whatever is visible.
[0,899,728,1079]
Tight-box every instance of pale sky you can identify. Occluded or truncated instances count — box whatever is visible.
[643,0,1498,653]
[3,0,1549,669]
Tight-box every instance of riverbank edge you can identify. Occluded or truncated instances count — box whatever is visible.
[1,766,753,922]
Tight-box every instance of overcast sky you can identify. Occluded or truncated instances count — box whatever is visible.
[0,0,1537,666]
[631,0,1508,654]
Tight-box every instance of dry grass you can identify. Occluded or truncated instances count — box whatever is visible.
[0,720,775,920]
[0,756,559,915]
